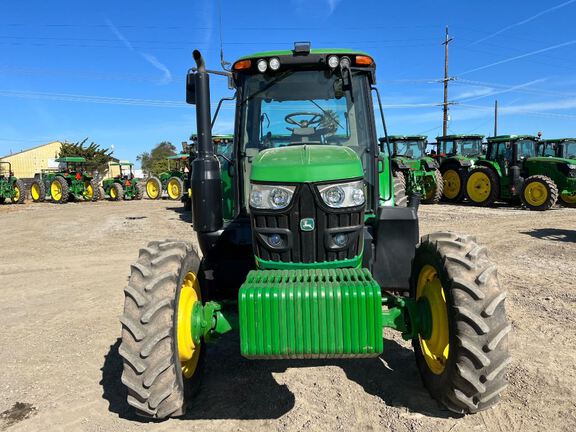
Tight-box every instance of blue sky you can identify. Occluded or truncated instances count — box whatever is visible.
[2,0,576,164]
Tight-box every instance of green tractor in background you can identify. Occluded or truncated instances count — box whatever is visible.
[387,135,443,204]
[118,45,510,420]
[538,138,576,160]
[145,155,188,201]
[182,134,235,211]
[0,161,26,204]
[433,135,485,203]
[101,162,144,201]
[465,135,576,210]
[30,156,99,204]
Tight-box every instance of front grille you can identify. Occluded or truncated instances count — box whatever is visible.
[251,183,364,264]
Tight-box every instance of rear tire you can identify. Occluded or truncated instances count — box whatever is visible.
[167,177,184,201]
[135,183,144,200]
[12,179,26,204]
[465,166,499,207]
[422,169,444,204]
[99,186,106,200]
[50,176,69,204]
[120,240,206,419]
[411,232,511,414]
[393,171,408,207]
[30,180,46,202]
[520,175,558,211]
[146,177,162,200]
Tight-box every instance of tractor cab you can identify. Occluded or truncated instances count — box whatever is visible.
[389,135,427,160]
[0,161,25,205]
[55,156,90,179]
[102,162,143,201]
[0,161,14,178]
[114,162,135,180]
[539,138,576,159]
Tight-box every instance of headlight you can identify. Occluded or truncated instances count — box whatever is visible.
[249,184,295,210]
[567,164,576,170]
[269,57,280,70]
[318,180,365,208]
[257,59,268,73]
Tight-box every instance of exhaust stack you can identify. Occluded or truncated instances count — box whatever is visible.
[191,50,223,233]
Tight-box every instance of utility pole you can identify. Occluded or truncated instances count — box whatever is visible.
[494,100,498,137]
[442,26,454,137]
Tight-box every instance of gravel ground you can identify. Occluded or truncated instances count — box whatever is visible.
[0,199,574,432]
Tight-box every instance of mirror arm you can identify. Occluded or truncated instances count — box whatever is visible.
[190,67,232,78]
[211,94,237,129]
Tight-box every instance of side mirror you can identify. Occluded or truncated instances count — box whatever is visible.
[186,72,196,104]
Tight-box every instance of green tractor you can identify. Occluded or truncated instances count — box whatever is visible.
[433,135,485,203]
[101,162,144,201]
[465,135,576,210]
[145,155,188,201]
[119,45,510,419]
[30,156,99,204]
[0,161,26,204]
[183,134,235,211]
[537,138,576,207]
[387,135,443,204]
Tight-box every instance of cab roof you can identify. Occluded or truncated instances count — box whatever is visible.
[110,162,133,166]
[387,135,427,141]
[487,135,539,143]
[237,48,371,61]
[542,138,576,143]
[55,156,86,163]
[436,134,484,141]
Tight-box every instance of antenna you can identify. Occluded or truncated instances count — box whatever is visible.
[218,0,231,71]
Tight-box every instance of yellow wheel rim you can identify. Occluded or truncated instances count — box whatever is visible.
[443,170,461,199]
[417,264,449,375]
[31,184,40,201]
[13,186,21,202]
[51,180,62,201]
[110,187,117,199]
[560,192,576,205]
[523,182,548,207]
[167,179,181,200]
[467,171,491,203]
[177,272,201,378]
[146,180,159,199]
[85,182,94,200]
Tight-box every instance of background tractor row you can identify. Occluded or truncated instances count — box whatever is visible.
[30,156,99,204]
[0,161,26,204]
[465,135,576,210]
[386,135,443,204]
[119,45,510,420]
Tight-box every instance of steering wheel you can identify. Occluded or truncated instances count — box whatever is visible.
[284,112,324,130]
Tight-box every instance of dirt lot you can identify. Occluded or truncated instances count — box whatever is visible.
[0,199,575,432]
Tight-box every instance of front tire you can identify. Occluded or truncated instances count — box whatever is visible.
[422,169,444,204]
[12,179,26,204]
[120,240,206,419]
[465,166,499,207]
[520,175,558,211]
[410,232,511,413]
[50,176,69,204]
[110,183,124,201]
[30,180,46,202]
[135,183,145,200]
[393,171,408,207]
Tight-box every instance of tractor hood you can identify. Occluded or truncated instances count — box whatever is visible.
[250,145,364,183]
[527,156,574,165]
[393,156,420,170]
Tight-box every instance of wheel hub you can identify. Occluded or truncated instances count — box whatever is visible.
[443,170,460,199]
[524,182,547,206]
[177,272,202,378]
[467,172,491,202]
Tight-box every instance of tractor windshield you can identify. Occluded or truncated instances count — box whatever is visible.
[238,69,375,160]
[564,141,576,159]
[456,139,482,156]
[393,141,424,158]
[517,139,537,159]
[541,143,557,157]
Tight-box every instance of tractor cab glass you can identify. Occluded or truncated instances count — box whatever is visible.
[564,141,576,159]
[393,140,424,158]
[517,139,537,159]
[238,69,376,208]
[457,139,482,156]
[541,142,557,157]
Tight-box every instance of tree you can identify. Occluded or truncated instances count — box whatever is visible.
[59,138,114,175]
[137,141,177,176]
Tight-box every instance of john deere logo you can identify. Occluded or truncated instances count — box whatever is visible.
[300,218,315,231]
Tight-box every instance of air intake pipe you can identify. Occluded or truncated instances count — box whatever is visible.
[191,50,223,233]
